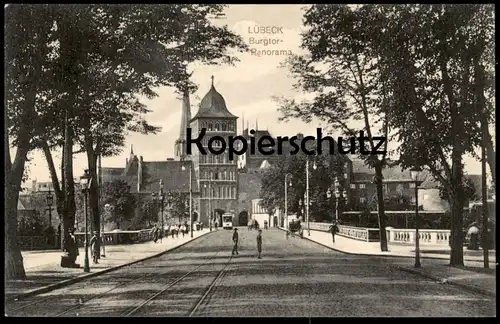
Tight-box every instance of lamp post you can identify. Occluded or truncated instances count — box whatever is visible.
[284,173,293,229]
[181,164,193,238]
[46,188,54,248]
[151,192,157,230]
[306,160,316,236]
[333,180,347,224]
[204,174,212,230]
[159,179,165,243]
[80,170,91,273]
[410,166,422,268]
[46,188,53,228]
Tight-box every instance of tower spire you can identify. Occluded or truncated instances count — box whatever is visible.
[256,118,258,131]
[211,75,214,87]
[175,89,192,161]
[131,145,134,155]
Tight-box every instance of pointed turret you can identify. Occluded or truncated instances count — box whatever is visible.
[175,89,192,161]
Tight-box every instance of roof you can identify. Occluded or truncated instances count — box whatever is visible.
[260,160,272,169]
[138,160,199,194]
[243,129,272,139]
[351,159,412,181]
[191,84,237,120]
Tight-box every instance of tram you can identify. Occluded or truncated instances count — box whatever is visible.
[222,213,234,229]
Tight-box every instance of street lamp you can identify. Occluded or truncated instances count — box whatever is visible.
[181,164,193,238]
[46,188,53,228]
[306,160,318,236]
[284,173,293,229]
[80,170,91,273]
[410,166,423,268]
[204,174,212,230]
[333,179,347,223]
[159,180,165,242]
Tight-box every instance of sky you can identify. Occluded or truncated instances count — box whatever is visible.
[16,4,492,185]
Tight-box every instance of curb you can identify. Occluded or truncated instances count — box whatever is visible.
[9,230,213,302]
[279,227,482,261]
[396,266,496,298]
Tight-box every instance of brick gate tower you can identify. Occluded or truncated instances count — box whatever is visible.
[189,76,239,226]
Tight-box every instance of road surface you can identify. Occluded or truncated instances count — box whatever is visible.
[5,228,495,317]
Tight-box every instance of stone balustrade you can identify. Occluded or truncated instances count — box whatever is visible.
[74,229,154,247]
[385,227,451,245]
[308,222,380,242]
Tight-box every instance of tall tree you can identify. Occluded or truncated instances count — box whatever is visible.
[275,4,391,251]
[373,4,494,266]
[5,4,54,279]
[260,153,345,223]
[7,4,248,277]
[101,180,137,230]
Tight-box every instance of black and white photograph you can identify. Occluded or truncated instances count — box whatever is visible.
[4,4,496,317]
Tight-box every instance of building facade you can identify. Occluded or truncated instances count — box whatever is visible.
[101,77,480,229]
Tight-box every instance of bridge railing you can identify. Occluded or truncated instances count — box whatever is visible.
[74,229,154,248]
[308,222,455,245]
[308,222,380,242]
[385,227,451,246]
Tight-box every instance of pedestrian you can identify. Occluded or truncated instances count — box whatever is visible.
[89,231,100,264]
[248,220,252,231]
[181,224,186,238]
[232,228,239,255]
[69,228,79,267]
[467,222,480,250]
[256,229,262,259]
[214,221,218,230]
[330,222,339,244]
[151,224,158,243]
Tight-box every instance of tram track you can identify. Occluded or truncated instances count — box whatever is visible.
[6,235,219,317]
[123,253,233,317]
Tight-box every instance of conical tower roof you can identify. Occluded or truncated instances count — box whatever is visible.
[191,76,237,120]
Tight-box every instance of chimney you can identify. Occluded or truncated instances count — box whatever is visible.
[140,156,143,163]
[32,180,37,192]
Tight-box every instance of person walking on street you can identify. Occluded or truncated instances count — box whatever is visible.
[151,224,158,243]
[89,231,100,264]
[330,222,339,244]
[232,228,239,255]
[256,229,262,259]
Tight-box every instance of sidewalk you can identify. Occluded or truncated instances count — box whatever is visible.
[5,229,210,301]
[282,228,496,297]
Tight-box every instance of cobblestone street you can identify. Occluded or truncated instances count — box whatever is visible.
[5,229,495,317]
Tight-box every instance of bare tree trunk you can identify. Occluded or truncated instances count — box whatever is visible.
[62,108,76,257]
[485,122,496,187]
[41,140,66,251]
[448,148,465,266]
[85,142,100,257]
[5,110,28,280]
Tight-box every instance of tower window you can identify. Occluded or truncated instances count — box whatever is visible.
[208,123,213,131]
[222,123,227,131]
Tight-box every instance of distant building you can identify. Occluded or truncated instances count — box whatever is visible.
[101,77,481,228]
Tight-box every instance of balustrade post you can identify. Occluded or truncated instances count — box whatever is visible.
[411,231,417,243]
[431,232,438,244]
